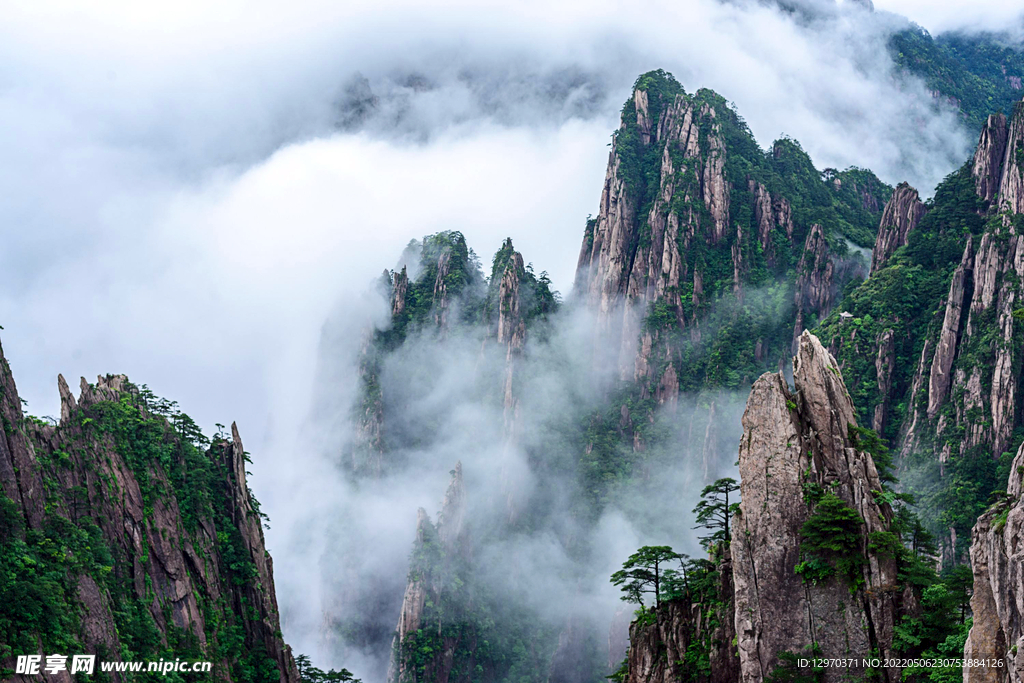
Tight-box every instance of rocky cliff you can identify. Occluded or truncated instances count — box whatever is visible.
[623,548,738,683]
[495,239,527,524]
[574,78,735,380]
[388,464,473,683]
[964,442,1024,683]
[819,93,1024,566]
[0,337,298,682]
[898,95,1024,467]
[972,113,1009,203]
[574,71,885,401]
[792,224,836,351]
[732,332,901,683]
[381,236,564,683]
[871,182,927,273]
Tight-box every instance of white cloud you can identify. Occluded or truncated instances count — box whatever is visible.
[874,0,1024,34]
[0,0,1017,676]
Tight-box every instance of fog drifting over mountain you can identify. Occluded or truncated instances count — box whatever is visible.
[1,0,1023,676]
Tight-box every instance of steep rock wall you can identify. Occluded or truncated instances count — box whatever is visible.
[624,548,738,683]
[0,338,298,683]
[871,182,927,273]
[732,332,900,683]
[964,442,1024,683]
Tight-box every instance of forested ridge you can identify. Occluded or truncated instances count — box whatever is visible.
[5,19,1024,683]
[0,351,300,682]
[345,64,1024,683]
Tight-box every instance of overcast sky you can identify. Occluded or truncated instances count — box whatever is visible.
[1,0,1022,582]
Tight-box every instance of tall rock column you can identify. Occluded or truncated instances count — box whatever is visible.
[388,464,469,683]
[496,240,527,524]
[973,113,1009,203]
[792,225,835,351]
[0,338,45,529]
[574,81,734,388]
[998,101,1024,215]
[871,182,927,273]
[732,332,899,683]
[964,442,1024,683]
[927,237,974,419]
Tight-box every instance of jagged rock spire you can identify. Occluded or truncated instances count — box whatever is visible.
[496,240,527,524]
[57,373,77,423]
[497,242,526,431]
[438,461,465,551]
[964,441,1024,683]
[1,338,298,683]
[792,224,834,350]
[871,182,927,273]
[972,113,1008,203]
[927,236,973,419]
[388,508,432,683]
[969,96,1024,215]
[574,83,732,383]
[391,266,409,318]
[998,101,1024,215]
[732,332,899,683]
[389,464,469,683]
[896,97,1024,470]
[749,180,794,269]
[0,336,45,529]
[872,328,896,434]
[433,250,453,333]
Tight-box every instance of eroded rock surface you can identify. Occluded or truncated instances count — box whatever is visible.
[624,548,738,683]
[964,443,1024,683]
[0,338,298,683]
[732,332,900,683]
[871,182,927,273]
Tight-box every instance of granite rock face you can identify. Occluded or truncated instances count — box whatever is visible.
[732,332,900,683]
[0,338,298,683]
[927,236,974,419]
[872,328,896,434]
[884,96,1024,482]
[792,225,835,350]
[871,182,927,273]
[919,218,1024,460]
[624,548,738,683]
[999,102,1024,215]
[495,240,528,522]
[973,113,1009,203]
[964,442,1024,683]
[575,86,733,382]
[388,464,471,683]
[392,266,409,318]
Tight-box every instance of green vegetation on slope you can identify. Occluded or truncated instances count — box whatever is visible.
[609,72,887,395]
[0,386,285,683]
[817,158,1022,558]
[890,27,1024,131]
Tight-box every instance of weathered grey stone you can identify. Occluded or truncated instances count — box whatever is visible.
[873,328,895,434]
[964,442,1024,683]
[998,102,1024,215]
[871,182,927,273]
[733,332,899,683]
[792,225,835,351]
[0,339,298,683]
[928,236,973,418]
[973,113,1009,203]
